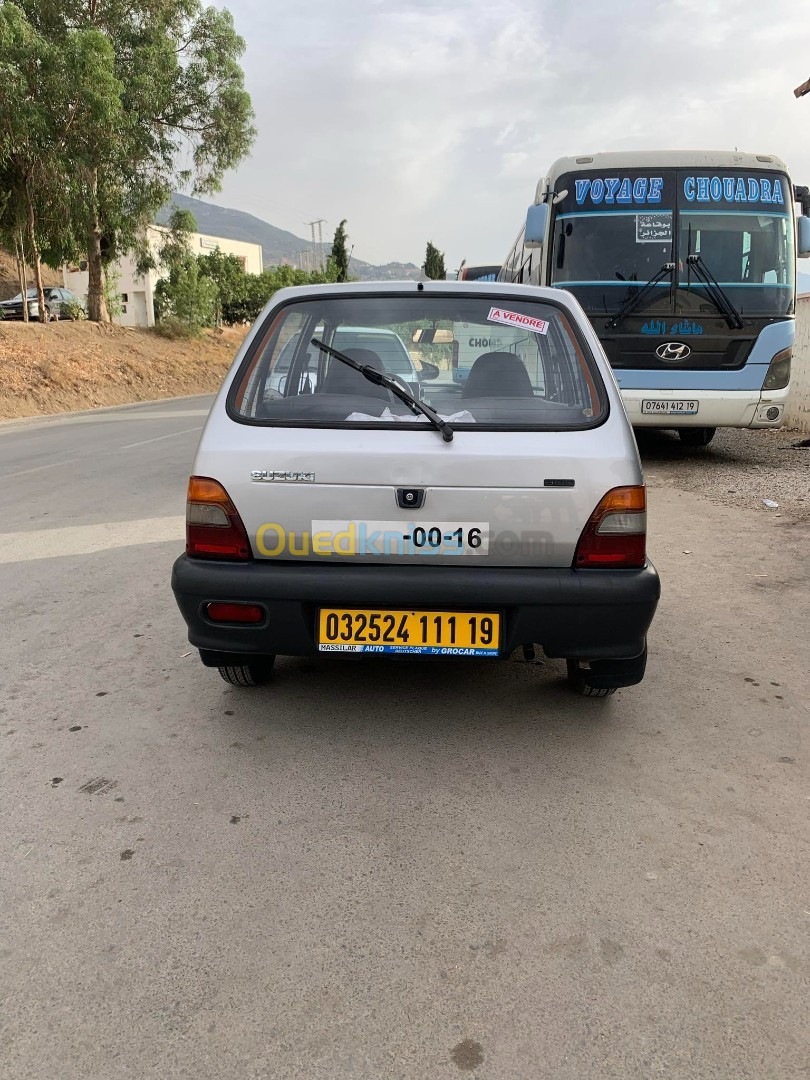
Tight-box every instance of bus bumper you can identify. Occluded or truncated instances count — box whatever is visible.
[620,387,789,430]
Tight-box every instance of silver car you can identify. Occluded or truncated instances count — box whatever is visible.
[172,281,660,696]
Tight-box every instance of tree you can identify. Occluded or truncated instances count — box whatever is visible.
[15,0,255,321]
[0,171,29,321]
[154,256,218,330]
[151,207,217,329]
[0,7,60,321]
[154,208,198,275]
[330,219,350,282]
[197,247,251,324]
[424,242,446,280]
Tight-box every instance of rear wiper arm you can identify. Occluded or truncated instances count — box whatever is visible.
[311,338,454,442]
[685,254,744,329]
[605,263,675,329]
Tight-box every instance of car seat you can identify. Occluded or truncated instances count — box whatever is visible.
[461,352,534,398]
[319,348,390,400]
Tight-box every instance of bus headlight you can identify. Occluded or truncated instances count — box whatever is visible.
[762,348,791,391]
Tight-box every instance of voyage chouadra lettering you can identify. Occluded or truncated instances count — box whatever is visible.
[574,173,786,209]
[682,175,785,205]
[574,176,664,206]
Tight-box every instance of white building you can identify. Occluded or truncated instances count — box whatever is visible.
[63,225,263,328]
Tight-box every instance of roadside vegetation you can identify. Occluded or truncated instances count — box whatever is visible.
[0,0,254,323]
[151,210,352,334]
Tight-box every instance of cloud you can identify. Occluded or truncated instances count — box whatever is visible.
[211,0,810,269]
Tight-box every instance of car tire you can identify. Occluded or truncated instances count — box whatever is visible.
[566,660,618,697]
[217,656,276,687]
[678,426,716,447]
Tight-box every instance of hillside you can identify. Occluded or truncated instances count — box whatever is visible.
[0,320,246,419]
[156,193,420,281]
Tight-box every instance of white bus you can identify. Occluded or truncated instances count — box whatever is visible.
[500,151,810,445]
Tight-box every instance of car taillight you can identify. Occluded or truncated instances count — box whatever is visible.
[186,476,251,560]
[573,486,647,569]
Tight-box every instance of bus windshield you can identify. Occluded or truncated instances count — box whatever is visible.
[550,168,794,317]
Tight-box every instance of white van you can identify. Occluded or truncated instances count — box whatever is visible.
[172,281,660,696]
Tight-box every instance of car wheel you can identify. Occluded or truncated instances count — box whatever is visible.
[217,656,276,686]
[566,660,618,697]
[678,426,716,447]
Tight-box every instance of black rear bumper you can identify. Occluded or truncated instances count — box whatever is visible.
[171,555,660,662]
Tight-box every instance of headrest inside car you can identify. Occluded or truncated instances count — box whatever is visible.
[461,352,534,398]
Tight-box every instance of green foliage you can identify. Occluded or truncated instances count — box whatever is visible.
[103,268,124,319]
[331,220,350,283]
[152,314,201,340]
[424,242,447,280]
[153,209,198,274]
[197,248,250,324]
[424,242,446,280]
[154,254,218,329]
[192,255,339,324]
[1,0,255,320]
[60,296,86,321]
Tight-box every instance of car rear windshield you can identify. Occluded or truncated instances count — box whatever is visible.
[229,294,607,431]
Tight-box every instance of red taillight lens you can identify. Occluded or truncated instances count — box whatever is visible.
[186,476,251,560]
[206,602,264,623]
[574,486,647,569]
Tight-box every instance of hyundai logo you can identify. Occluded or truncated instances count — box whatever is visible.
[656,341,691,362]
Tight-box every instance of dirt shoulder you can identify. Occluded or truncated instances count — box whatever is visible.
[0,321,248,420]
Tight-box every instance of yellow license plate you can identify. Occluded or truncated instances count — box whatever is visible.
[317,609,500,656]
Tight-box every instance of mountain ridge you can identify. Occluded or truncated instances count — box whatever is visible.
[156,193,421,281]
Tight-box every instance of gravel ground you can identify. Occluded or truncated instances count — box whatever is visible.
[638,426,810,521]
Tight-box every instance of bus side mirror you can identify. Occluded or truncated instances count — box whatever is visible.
[797,215,810,258]
[524,203,549,249]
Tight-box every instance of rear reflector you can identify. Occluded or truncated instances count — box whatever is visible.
[574,486,647,569]
[186,476,251,560]
[206,602,264,623]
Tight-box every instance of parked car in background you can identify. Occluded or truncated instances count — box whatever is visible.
[266,325,434,398]
[0,287,84,321]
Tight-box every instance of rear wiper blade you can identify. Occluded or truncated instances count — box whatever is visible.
[605,263,675,329]
[311,338,454,442]
[685,254,744,329]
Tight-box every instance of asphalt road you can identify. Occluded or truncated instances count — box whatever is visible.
[1,397,808,1080]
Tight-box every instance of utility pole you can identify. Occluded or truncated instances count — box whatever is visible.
[308,218,326,271]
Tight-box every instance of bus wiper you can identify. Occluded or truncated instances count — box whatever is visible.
[605,263,675,329]
[685,254,744,329]
[311,338,454,442]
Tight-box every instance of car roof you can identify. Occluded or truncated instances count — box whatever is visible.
[259,279,582,313]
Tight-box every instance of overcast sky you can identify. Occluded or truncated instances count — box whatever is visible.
[207,0,810,269]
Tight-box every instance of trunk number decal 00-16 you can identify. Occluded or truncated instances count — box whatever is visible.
[309,521,489,557]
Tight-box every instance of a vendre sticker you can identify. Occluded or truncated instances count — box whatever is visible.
[487,306,549,335]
